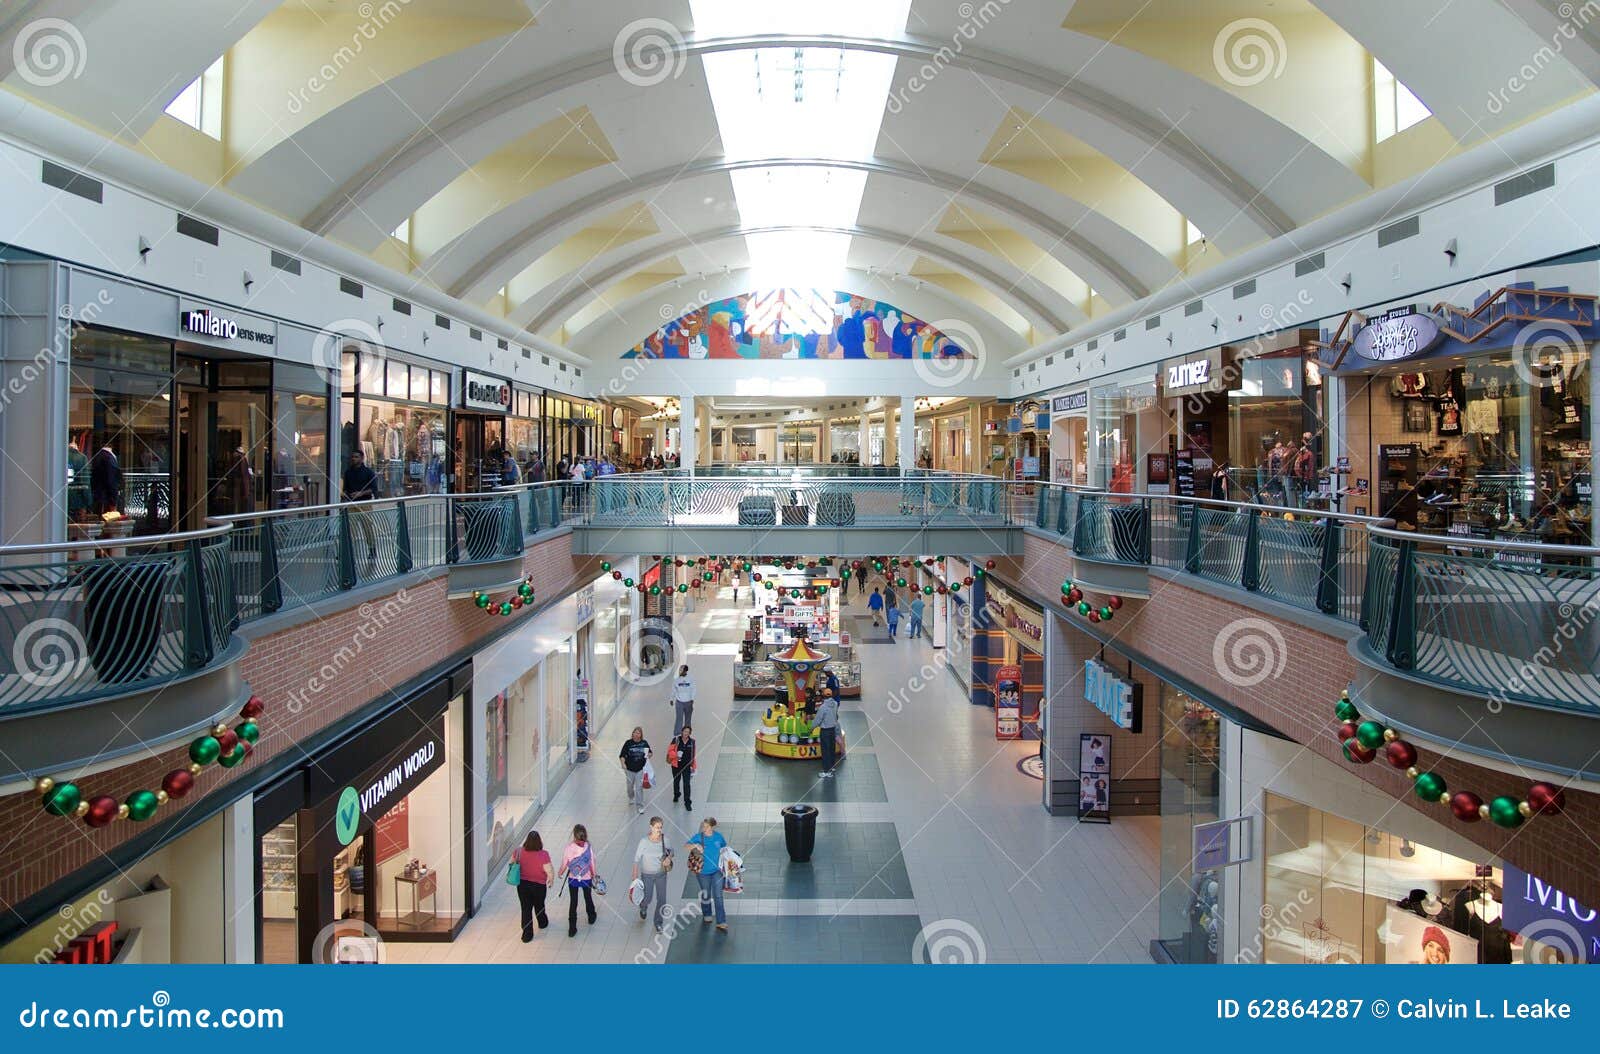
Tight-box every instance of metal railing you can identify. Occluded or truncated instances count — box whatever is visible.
[1361,527,1600,715]
[212,481,579,621]
[584,473,1008,529]
[0,526,236,712]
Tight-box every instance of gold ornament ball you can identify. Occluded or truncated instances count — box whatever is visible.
[75,801,90,818]
[1518,801,1533,818]
[1405,767,1420,780]
[156,791,169,805]
[1382,729,1397,743]
[117,804,130,819]
[189,763,203,775]
[214,723,230,737]
[1479,804,1491,819]
[35,776,54,795]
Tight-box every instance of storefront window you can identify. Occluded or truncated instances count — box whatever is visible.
[1345,348,1591,543]
[1262,792,1511,963]
[67,328,176,537]
[1091,374,1159,491]
[485,668,542,880]
[590,598,621,734]
[936,414,968,472]
[272,364,330,508]
[543,643,574,797]
[1229,349,1324,504]
[337,350,451,497]
[1157,688,1223,963]
[828,424,860,463]
[258,817,298,963]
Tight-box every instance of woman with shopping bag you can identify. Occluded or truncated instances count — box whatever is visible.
[631,816,673,933]
[619,726,652,815]
[509,830,554,942]
[669,725,697,811]
[559,824,602,937]
[686,817,730,931]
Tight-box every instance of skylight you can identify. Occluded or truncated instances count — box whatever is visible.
[690,0,911,286]
[1374,59,1430,142]
[164,57,224,140]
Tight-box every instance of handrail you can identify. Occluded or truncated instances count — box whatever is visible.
[1365,522,1600,557]
[0,523,231,557]
[203,480,569,526]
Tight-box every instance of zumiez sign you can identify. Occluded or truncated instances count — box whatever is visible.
[1159,347,1232,397]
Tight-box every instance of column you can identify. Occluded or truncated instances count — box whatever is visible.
[858,410,869,466]
[653,421,666,460]
[696,401,712,464]
[817,415,830,464]
[679,394,696,472]
[900,394,916,471]
[885,408,897,468]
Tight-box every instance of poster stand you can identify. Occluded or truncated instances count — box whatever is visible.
[1077,733,1112,823]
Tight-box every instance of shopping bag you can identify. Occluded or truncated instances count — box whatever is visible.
[642,760,656,789]
[627,877,645,904]
[666,742,679,768]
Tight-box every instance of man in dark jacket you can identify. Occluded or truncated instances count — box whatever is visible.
[341,449,380,559]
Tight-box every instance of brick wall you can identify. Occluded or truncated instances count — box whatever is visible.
[1005,533,1600,906]
[0,534,601,916]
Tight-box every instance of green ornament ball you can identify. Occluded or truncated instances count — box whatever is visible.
[1077,601,1090,616]
[125,789,160,822]
[189,735,221,767]
[217,743,247,769]
[499,601,514,615]
[973,569,985,579]
[742,562,752,572]
[1061,580,1073,594]
[1413,771,1447,803]
[1334,699,1360,723]
[1099,606,1113,620]
[677,583,688,593]
[1355,720,1387,751]
[237,721,260,744]
[519,583,533,597]
[841,569,851,579]
[41,782,82,817]
[475,593,491,609]
[923,585,934,595]
[649,585,661,595]
[896,577,907,588]
[1488,795,1524,828]
[600,561,612,572]
[623,578,634,587]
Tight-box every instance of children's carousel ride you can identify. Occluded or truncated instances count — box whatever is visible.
[755,633,846,761]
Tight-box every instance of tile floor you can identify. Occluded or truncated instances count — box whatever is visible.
[386,582,1159,965]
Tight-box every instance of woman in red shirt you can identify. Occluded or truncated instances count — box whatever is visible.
[514,830,555,942]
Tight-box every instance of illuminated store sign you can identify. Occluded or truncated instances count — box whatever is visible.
[983,584,1044,650]
[1166,358,1210,389]
[1160,348,1231,396]
[1053,390,1089,414]
[1502,862,1600,964]
[462,370,512,412]
[1349,308,1443,362]
[179,303,277,348]
[1083,657,1142,731]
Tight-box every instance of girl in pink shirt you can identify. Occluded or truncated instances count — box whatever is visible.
[559,824,601,937]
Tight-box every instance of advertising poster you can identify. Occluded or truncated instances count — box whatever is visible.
[995,663,1022,740]
[1078,733,1111,823]
[1381,905,1478,964]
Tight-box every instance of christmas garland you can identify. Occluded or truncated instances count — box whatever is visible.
[36,695,266,828]
[1060,579,1122,623]
[1332,692,1566,828]
[471,574,537,616]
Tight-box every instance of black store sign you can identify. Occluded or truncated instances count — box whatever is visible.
[309,705,446,856]
[462,370,513,412]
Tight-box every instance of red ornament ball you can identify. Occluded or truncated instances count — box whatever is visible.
[1107,596,1123,611]
[162,769,196,801]
[963,576,973,586]
[1449,791,1485,822]
[1342,737,1376,764]
[510,595,524,608]
[985,559,996,570]
[1526,782,1566,816]
[937,585,948,595]
[215,729,240,758]
[1336,721,1359,742]
[240,695,265,719]
[1383,740,1418,770]
[1088,610,1102,623]
[84,795,119,828]
[612,570,622,580]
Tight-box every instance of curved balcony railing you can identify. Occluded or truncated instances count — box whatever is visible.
[0,526,236,712]
[1360,527,1600,715]
[212,481,579,621]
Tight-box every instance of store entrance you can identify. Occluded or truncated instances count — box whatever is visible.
[176,386,270,530]
[455,414,506,492]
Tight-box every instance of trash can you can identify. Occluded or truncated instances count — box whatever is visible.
[782,804,818,862]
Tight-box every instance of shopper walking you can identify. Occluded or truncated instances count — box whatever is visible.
[513,830,554,942]
[670,725,696,810]
[619,726,652,815]
[908,594,926,639]
[559,824,601,937]
[867,587,884,626]
[340,449,380,562]
[885,592,901,640]
[814,689,841,777]
[672,664,695,735]
[632,816,673,933]
[686,817,730,931]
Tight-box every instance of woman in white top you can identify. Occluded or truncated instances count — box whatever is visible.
[632,816,673,933]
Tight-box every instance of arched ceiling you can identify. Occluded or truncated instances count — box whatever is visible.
[3,0,1596,363]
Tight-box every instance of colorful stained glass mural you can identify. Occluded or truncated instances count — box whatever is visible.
[623,290,974,360]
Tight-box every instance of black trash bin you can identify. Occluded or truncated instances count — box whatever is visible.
[782,804,818,862]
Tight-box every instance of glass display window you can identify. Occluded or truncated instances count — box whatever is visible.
[67,329,177,538]
[1157,688,1223,963]
[1091,374,1160,491]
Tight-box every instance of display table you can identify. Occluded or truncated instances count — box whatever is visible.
[393,871,438,931]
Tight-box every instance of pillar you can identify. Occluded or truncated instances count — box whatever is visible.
[680,394,696,472]
[885,408,897,468]
[858,410,869,465]
[697,401,712,464]
[900,394,917,471]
